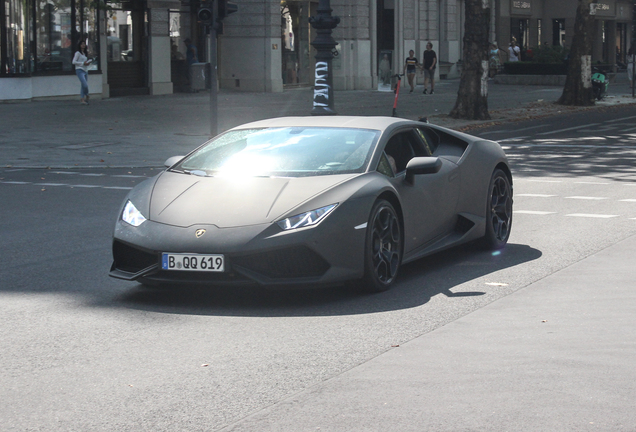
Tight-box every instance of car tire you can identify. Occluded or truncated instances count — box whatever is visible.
[482,168,513,250]
[355,199,403,293]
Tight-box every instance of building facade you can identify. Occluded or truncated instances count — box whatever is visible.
[496,0,634,66]
[1,0,633,101]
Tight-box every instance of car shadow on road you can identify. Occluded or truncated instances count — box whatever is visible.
[113,242,542,317]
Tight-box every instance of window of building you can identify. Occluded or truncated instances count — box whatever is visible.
[553,19,565,46]
[1,0,99,76]
[2,0,31,74]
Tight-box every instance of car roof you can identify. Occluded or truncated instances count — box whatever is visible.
[228,116,417,132]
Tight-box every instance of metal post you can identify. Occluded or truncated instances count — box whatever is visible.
[309,0,340,115]
[208,0,219,136]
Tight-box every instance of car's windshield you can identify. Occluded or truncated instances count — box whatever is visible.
[173,127,380,177]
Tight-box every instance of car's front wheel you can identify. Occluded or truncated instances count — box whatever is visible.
[356,199,402,293]
[483,168,513,249]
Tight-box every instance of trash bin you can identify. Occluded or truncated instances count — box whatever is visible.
[190,62,208,91]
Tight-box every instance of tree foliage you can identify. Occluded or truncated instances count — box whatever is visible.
[449,0,490,120]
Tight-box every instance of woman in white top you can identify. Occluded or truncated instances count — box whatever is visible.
[72,41,91,105]
[508,40,521,62]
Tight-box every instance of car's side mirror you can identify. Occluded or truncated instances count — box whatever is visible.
[405,157,442,184]
[164,155,185,168]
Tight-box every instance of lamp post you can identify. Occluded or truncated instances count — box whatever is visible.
[309,0,340,115]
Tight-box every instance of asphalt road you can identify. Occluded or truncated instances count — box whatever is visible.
[2,108,636,430]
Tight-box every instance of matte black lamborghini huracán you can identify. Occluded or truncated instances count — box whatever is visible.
[110,116,513,292]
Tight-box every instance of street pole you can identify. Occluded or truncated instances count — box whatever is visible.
[209,0,219,136]
[309,0,340,115]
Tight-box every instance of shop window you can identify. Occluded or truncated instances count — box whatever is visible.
[106,7,133,62]
[1,0,99,76]
[2,0,31,74]
[36,0,73,72]
[510,18,529,51]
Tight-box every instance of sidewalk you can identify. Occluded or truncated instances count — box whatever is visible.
[218,234,636,432]
[2,72,635,169]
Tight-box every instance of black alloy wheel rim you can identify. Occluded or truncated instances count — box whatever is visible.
[371,206,401,284]
[490,175,512,242]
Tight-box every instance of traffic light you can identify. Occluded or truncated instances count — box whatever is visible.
[198,0,237,33]
[215,0,237,35]
[218,0,238,20]
[197,1,215,26]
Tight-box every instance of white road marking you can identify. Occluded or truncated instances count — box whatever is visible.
[1,181,134,191]
[536,123,601,136]
[573,181,610,185]
[619,199,636,202]
[516,194,557,197]
[566,213,619,218]
[565,196,608,200]
[504,143,636,149]
[515,210,557,215]
[481,125,546,135]
[498,137,530,143]
[606,115,636,123]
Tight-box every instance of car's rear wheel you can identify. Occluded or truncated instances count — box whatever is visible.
[483,169,513,249]
[356,199,402,293]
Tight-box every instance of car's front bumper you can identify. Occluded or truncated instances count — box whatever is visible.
[109,210,367,287]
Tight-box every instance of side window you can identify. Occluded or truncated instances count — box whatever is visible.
[376,152,395,177]
[416,127,440,155]
[384,130,424,173]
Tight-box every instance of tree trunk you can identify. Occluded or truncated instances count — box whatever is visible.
[557,0,595,106]
[449,0,490,120]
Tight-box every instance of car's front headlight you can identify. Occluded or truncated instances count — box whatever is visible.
[122,200,147,227]
[277,204,338,230]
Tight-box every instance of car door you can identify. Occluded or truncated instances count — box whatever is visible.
[382,127,460,254]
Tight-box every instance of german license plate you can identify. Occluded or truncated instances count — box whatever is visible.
[161,253,225,272]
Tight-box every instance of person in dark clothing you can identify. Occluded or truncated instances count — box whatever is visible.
[422,42,437,94]
[184,38,198,88]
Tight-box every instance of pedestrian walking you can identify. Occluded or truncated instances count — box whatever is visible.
[627,46,635,89]
[72,40,92,105]
[422,42,437,94]
[403,50,419,93]
[508,40,521,62]
[184,38,198,90]
[489,42,503,78]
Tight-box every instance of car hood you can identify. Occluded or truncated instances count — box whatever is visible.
[149,171,356,228]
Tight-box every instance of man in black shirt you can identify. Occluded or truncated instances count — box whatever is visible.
[422,42,437,94]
